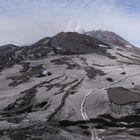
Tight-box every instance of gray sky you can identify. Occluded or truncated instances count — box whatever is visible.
[0,0,140,47]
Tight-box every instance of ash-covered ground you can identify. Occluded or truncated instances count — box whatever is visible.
[0,32,140,140]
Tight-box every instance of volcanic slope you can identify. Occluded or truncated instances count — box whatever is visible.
[0,32,140,140]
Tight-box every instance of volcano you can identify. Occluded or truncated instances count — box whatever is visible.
[0,31,140,140]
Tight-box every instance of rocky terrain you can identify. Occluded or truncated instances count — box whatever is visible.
[86,30,135,48]
[0,31,140,140]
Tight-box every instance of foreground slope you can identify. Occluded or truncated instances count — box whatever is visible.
[0,32,140,140]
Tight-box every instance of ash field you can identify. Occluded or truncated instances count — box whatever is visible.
[0,31,140,140]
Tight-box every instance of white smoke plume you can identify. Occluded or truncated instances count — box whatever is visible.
[64,21,85,34]
[74,25,85,34]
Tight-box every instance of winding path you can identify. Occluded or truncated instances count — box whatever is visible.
[81,72,140,140]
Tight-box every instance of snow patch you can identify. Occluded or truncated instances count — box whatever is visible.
[56,47,66,51]
[98,44,108,48]
[42,70,48,76]
[125,45,132,48]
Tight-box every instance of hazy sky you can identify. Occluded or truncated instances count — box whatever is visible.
[0,0,140,46]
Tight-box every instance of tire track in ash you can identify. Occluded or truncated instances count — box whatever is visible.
[81,73,140,140]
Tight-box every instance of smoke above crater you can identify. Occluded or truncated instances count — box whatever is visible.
[64,21,85,34]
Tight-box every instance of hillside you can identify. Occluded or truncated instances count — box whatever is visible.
[0,32,140,140]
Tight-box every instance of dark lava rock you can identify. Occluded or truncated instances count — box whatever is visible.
[107,87,140,105]
[51,57,81,69]
[0,44,18,55]
[0,44,21,71]
[48,72,52,76]
[85,67,105,79]
[7,64,45,86]
[106,78,114,82]
[49,32,110,55]
[132,82,135,85]
[3,87,36,115]
[120,72,126,75]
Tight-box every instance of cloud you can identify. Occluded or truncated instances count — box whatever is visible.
[0,0,140,47]
[0,14,65,45]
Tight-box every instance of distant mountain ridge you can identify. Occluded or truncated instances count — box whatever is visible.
[85,30,135,48]
[0,44,18,55]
